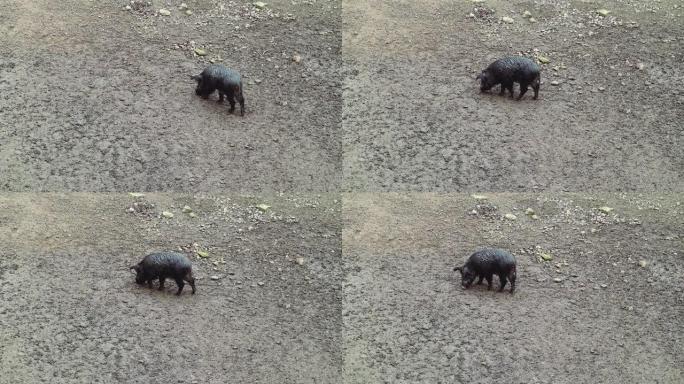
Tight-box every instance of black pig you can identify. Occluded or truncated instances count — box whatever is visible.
[454,248,517,293]
[130,252,196,295]
[191,64,245,116]
[476,56,541,100]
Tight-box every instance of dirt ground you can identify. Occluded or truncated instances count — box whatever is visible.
[0,193,341,383]
[0,0,341,191]
[343,0,683,191]
[343,193,683,384]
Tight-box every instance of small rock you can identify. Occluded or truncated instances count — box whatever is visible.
[124,5,132,11]
[598,86,605,91]
[597,9,610,17]
[188,212,197,218]
[528,17,537,23]
[600,284,607,289]
[257,282,264,286]
[194,48,207,56]
[254,1,267,9]
[178,3,188,10]
[504,213,517,221]
[468,12,475,18]
[501,16,514,24]
[129,192,145,197]
[256,204,270,212]
[539,252,553,261]
[158,9,171,16]
[553,277,563,283]
[636,62,645,70]
[292,54,302,63]
[525,208,535,215]
[210,275,220,280]
[185,9,193,15]
[471,194,488,200]
[550,80,560,86]
[598,206,613,213]
[538,56,550,64]
[638,260,647,268]
[523,11,532,18]
[531,214,539,220]
[182,206,193,213]
[197,250,209,258]
[161,211,174,218]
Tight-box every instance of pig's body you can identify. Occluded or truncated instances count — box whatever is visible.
[131,252,196,295]
[191,64,245,116]
[477,56,541,100]
[454,248,517,293]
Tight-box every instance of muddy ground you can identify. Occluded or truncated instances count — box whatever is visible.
[343,0,683,191]
[0,193,341,383]
[343,193,683,383]
[0,0,341,191]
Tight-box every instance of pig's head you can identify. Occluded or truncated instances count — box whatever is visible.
[476,70,495,92]
[453,264,476,288]
[130,264,146,285]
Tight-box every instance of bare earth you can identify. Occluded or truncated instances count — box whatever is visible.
[0,193,341,383]
[1,0,683,383]
[343,193,683,383]
[0,0,341,192]
[343,0,683,191]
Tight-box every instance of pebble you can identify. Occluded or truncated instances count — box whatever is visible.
[550,80,560,86]
[538,56,550,64]
[523,11,532,18]
[185,10,193,15]
[502,16,514,24]
[124,5,131,11]
[210,275,220,280]
[553,277,563,283]
[598,206,613,213]
[182,206,193,213]
[257,282,264,286]
[638,260,647,268]
[161,211,174,218]
[254,1,267,9]
[528,17,537,23]
[525,208,535,215]
[194,48,207,56]
[504,213,517,221]
[158,9,171,16]
[179,3,188,10]
[597,9,610,17]
[292,54,302,63]
[600,284,607,289]
[296,257,305,265]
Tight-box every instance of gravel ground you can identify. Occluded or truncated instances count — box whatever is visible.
[343,193,683,383]
[0,193,342,383]
[0,0,341,191]
[343,0,683,191]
